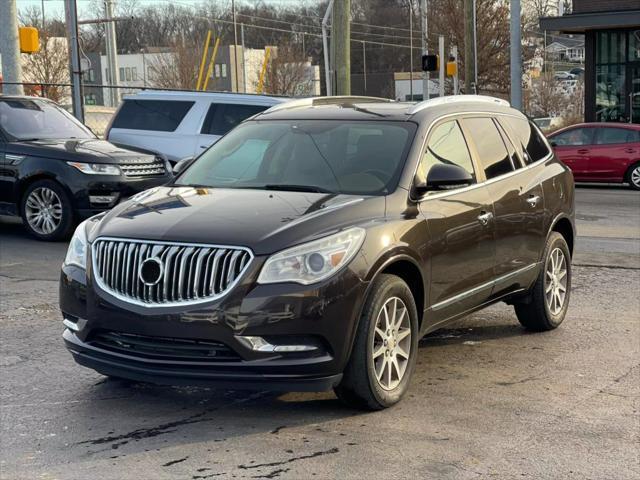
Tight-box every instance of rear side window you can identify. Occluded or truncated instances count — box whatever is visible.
[111,100,195,132]
[418,120,476,183]
[463,117,514,180]
[501,117,551,164]
[595,127,639,144]
[201,103,269,136]
[551,128,594,146]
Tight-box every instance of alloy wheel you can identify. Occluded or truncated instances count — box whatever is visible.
[24,187,63,235]
[372,296,412,391]
[544,247,568,316]
[631,165,640,189]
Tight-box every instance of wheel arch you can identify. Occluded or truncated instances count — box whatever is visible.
[363,252,426,331]
[549,214,575,256]
[16,172,73,207]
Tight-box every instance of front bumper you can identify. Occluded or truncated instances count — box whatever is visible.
[60,261,368,391]
[71,174,172,219]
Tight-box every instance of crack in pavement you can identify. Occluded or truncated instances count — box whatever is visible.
[237,447,340,470]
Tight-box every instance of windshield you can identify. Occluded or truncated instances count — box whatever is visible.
[0,98,94,141]
[176,120,416,195]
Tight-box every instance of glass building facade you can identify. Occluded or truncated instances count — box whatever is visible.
[540,1,639,124]
[596,30,640,122]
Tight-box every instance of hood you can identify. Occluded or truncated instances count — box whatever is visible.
[14,138,156,164]
[90,186,385,255]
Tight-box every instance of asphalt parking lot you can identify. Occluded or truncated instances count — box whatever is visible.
[1,186,639,480]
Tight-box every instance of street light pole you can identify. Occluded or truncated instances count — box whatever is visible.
[421,0,429,100]
[232,0,239,93]
[510,0,523,110]
[104,0,120,107]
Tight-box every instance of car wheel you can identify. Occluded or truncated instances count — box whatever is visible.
[514,232,571,331]
[334,274,419,410]
[625,163,640,191]
[20,180,75,241]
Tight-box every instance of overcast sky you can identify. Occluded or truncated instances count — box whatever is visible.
[17,0,315,20]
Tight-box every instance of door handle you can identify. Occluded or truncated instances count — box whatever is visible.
[477,211,493,226]
[527,195,541,207]
[625,148,636,153]
[577,149,589,154]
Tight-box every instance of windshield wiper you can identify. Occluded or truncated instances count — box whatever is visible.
[263,184,336,194]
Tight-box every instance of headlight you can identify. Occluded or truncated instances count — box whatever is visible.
[67,162,121,175]
[257,227,365,285]
[64,220,88,269]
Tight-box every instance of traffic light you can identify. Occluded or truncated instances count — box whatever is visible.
[19,27,40,54]
[421,54,438,72]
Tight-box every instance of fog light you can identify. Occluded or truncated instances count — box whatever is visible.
[236,336,319,353]
[89,194,119,205]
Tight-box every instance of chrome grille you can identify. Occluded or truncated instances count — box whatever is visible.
[119,157,167,177]
[92,238,253,306]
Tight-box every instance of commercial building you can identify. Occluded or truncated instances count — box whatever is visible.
[540,0,640,123]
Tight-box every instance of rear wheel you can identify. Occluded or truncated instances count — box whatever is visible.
[514,232,571,331]
[20,180,75,241]
[626,163,640,191]
[335,274,419,410]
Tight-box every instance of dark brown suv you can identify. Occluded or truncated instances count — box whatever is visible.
[60,96,575,410]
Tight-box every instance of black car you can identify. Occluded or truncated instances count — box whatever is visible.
[60,96,575,410]
[0,96,172,240]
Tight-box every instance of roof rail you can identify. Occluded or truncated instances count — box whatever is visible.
[407,95,510,115]
[265,95,393,113]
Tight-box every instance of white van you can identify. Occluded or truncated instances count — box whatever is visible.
[106,91,287,162]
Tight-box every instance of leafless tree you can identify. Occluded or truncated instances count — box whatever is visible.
[146,40,198,90]
[261,42,313,96]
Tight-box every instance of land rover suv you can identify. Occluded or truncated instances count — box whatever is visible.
[60,96,575,410]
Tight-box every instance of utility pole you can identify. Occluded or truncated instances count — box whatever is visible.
[510,0,523,110]
[421,0,429,100]
[473,0,478,89]
[64,0,84,121]
[0,0,24,95]
[333,0,350,95]
[104,0,120,107]
[463,0,474,94]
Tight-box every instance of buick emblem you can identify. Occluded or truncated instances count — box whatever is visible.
[139,257,164,286]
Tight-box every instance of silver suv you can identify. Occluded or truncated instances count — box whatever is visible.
[106,90,286,162]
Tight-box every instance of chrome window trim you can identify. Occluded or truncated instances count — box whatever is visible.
[91,236,254,309]
[411,111,553,203]
[430,263,538,311]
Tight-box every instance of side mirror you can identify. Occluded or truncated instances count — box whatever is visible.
[549,140,557,147]
[415,163,474,193]
[172,156,194,175]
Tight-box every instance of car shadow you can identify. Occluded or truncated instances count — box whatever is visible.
[67,318,527,459]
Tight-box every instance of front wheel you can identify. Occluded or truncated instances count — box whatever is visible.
[626,163,640,191]
[335,274,419,410]
[514,232,571,331]
[20,180,75,241]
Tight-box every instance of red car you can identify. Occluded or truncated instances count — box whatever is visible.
[548,123,640,190]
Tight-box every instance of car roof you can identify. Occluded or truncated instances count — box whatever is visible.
[0,95,53,103]
[122,90,287,105]
[255,95,524,123]
[550,122,640,135]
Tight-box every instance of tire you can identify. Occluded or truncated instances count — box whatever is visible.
[625,162,640,191]
[20,179,75,241]
[514,232,571,331]
[335,274,419,410]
